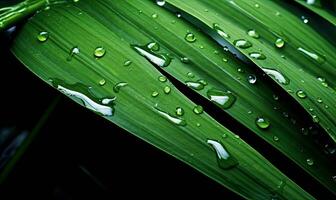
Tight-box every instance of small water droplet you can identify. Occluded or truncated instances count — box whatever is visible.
[273,94,279,101]
[234,39,252,49]
[298,47,325,64]
[187,72,195,78]
[98,79,106,86]
[222,58,228,62]
[262,68,289,85]
[249,52,266,60]
[180,57,190,63]
[185,33,196,43]
[176,12,181,18]
[301,16,309,23]
[67,46,80,61]
[198,79,208,86]
[154,106,186,126]
[196,123,201,127]
[151,91,159,97]
[306,158,314,166]
[213,23,230,38]
[317,97,323,103]
[247,29,259,38]
[247,74,257,84]
[37,31,49,42]
[255,3,260,8]
[273,136,279,142]
[207,88,236,109]
[256,117,271,129]
[275,38,285,48]
[207,139,239,169]
[156,0,165,6]
[158,76,167,82]
[193,105,203,115]
[163,86,171,94]
[151,13,158,18]
[94,47,106,58]
[132,43,171,67]
[176,107,184,116]
[312,115,319,123]
[113,82,128,93]
[186,81,204,90]
[124,60,132,66]
[147,42,160,51]
[296,90,307,99]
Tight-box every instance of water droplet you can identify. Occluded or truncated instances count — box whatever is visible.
[275,38,285,48]
[273,94,279,101]
[151,13,158,19]
[180,57,190,63]
[207,139,238,169]
[213,23,230,38]
[193,105,203,115]
[262,68,289,85]
[185,33,196,43]
[298,47,325,64]
[151,91,159,97]
[222,58,228,62]
[196,123,201,127]
[154,106,186,126]
[156,0,165,6]
[186,81,204,90]
[247,29,259,38]
[163,86,171,94]
[124,60,132,66]
[256,117,271,129]
[312,115,319,123]
[187,72,195,78]
[198,79,208,86]
[247,74,257,84]
[132,43,171,67]
[176,107,184,116]
[98,79,106,86]
[234,39,252,49]
[113,82,128,93]
[306,158,314,166]
[249,52,266,60]
[147,42,160,51]
[207,88,236,109]
[273,136,279,142]
[54,83,114,116]
[255,3,260,8]
[296,90,307,99]
[317,97,323,103]
[301,16,309,23]
[67,46,80,61]
[176,12,181,18]
[94,47,106,58]
[37,31,49,42]
[158,76,167,82]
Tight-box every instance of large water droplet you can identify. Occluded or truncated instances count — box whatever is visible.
[185,81,204,90]
[94,47,106,58]
[193,105,203,115]
[296,90,307,99]
[37,31,49,42]
[298,47,325,64]
[132,43,171,67]
[234,39,252,49]
[113,82,128,93]
[247,29,259,38]
[163,86,171,94]
[207,140,238,169]
[54,83,114,116]
[156,0,165,6]
[185,33,197,43]
[249,52,266,60]
[247,74,257,84]
[275,38,285,48]
[213,23,230,38]
[207,88,236,109]
[154,106,186,126]
[256,117,271,129]
[262,68,289,85]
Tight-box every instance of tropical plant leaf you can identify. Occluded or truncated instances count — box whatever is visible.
[9,1,316,199]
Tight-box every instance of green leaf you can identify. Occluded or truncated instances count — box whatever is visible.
[10,0,315,199]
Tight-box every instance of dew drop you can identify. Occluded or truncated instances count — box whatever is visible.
[67,46,80,61]
[207,139,239,169]
[176,107,184,116]
[213,23,230,38]
[185,33,197,43]
[198,79,208,86]
[207,88,236,109]
[186,81,204,90]
[156,0,165,6]
[151,13,158,19]
[151,91,159,97]
[296,90,307,99]
[158,76,167,82]
[306,158,314,166]
[147,42,160,51]
[163,86,171,94]
[132,43,171,67]
[193,105,203,115]
[124,60,132,66]
[275,38,285,48]
[262,68,289,85]
[154,106,186,126]
[317,97,323,103]
[234,39,252,49]
[247,74,257,84]
[312,115,319,123]
[297,47,325,64]
[256,117,271,129]
[37,31,49,42]
[249,52,266,60]
[247,29,259,38]
[187,72,195,78]
[98,79,106,86]
[113,82,128,93]
[94,47,106,58]
[273,136,279,142]
[180,57,190,63]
